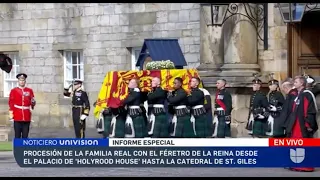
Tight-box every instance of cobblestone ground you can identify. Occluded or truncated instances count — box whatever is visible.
[2,128,319,177]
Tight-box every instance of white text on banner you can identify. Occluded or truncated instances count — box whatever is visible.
[109,138,269,147]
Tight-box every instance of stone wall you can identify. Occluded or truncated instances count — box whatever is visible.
[199,3,291,137]
[258,3,288,81]
[0,3,201,128]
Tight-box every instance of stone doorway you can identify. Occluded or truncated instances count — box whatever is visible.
[288,11,320,137]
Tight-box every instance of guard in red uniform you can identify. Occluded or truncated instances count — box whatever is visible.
[286,76,318,172]
[9,73,36,138]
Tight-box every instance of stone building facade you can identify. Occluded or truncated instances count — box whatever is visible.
[0,3,318,137]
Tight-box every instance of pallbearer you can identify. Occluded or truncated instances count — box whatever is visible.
[266,74,285,137]
[199,81,214,137]
[97,107,112,138]
[147,77,169,138]
[188,77,210,138]
[167,77,195,138]
[287,76,318,172]
[9,73,36,138]
[246,74,270,138]
[122,79,147,138]
[109,107,126,138]
[63,79,90,138]
[213,79,232,138]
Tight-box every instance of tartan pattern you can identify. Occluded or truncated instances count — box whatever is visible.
[152,114,169,138]
[271,125,285,137]
[217,116,231,138]
[174,115,196,138]
[103,115,112,138]
[252,120,267,137]
[133,115,148,138]
[113,118,126,138]
[271,116,285,137]
[195,114,211,138]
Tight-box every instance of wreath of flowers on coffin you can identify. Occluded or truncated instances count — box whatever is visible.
[145,60,175,70]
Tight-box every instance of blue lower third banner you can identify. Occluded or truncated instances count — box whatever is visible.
[13,139,320,168]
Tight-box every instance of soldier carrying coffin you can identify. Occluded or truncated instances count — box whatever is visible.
[167,77,195,138]
[147,77,169,138]
[122,78,147,138]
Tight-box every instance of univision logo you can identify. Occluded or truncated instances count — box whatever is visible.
[290,148,305,164]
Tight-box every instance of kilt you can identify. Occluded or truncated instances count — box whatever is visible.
[133,115,147,138]
[152,114,169,138]
[103,115,112,138]
[252,119,267,137]
[272,117,285,137]
[175,115,195,138]
[111,117,126,138]
[217,116,231,138]
[195,114,211,138]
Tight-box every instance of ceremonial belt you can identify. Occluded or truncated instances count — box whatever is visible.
[191,105,206,117]
[173,105,189,117]
[14,105,30,110]
[128,106,140,109]
[174,105,187,109]
[192,105,204,109]
[153,104,164,108]
[72,105,83,108]
[215,107,225,116]
[128,106,142,117]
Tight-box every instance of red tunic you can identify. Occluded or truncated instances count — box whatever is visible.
[8,87,35,122]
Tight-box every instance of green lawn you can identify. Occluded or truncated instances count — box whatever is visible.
[0,141,13,151]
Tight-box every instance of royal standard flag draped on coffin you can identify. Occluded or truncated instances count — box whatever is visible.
[94,69,201,119]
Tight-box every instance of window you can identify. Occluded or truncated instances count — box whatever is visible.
[3,52,20,97]
[63,50,84,91]
[131,47,142,70]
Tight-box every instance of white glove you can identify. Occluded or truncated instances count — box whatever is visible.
[269,105,277,112]
[257,114,264,119]
[80,115,87,121]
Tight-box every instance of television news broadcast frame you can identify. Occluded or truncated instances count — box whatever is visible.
[13,138,320,168]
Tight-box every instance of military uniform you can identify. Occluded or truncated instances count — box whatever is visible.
[168,88,195,138]
[123,88,147,138]
[246,78,270,138]
[109,107,126,138]
[266,79,285,137]
[147,87,169,138]
[199,88,214,136]
[63,80,90,138]
[214,88,232,138]
[188,88,209,138]
[9,73,36,138]
[98,107,112,138]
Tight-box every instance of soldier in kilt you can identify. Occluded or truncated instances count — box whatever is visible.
[101,107,112,138]
[266,76,285,137]
[109,107,126,138]
[188,77,210,138]
[168,77,195,138]
[147,77,169,138]
[214,79,233,138]
[246,75,270,138]
[122,79,147,138]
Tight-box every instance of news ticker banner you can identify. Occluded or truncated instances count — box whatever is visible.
[13,138,320,168]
